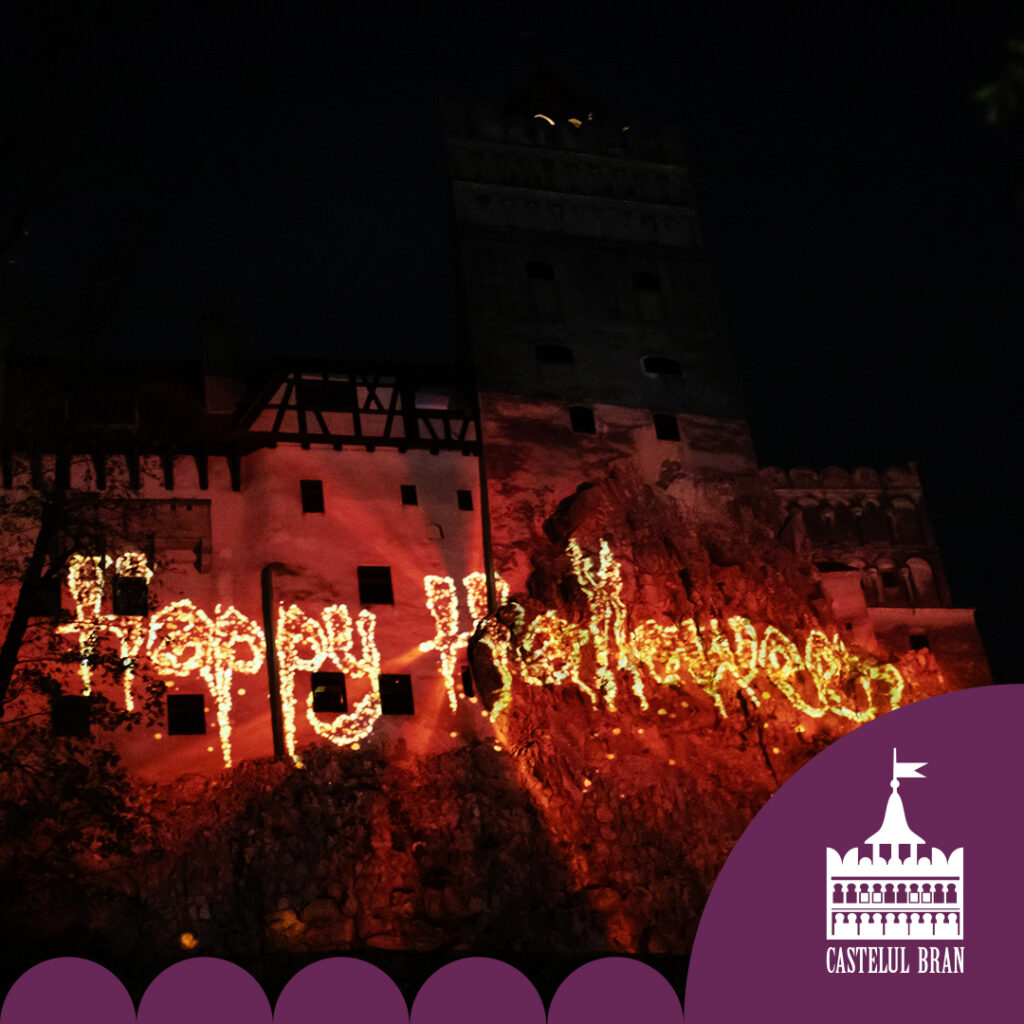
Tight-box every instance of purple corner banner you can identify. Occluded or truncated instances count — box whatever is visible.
[686,684,1024,1023]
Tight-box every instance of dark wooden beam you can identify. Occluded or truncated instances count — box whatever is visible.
[91,451,106,490]
[161,453,175,490]
[228,451,241,492]
[196,452,209,490]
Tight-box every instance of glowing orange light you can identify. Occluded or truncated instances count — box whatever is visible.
[420,571,509,711]
[276,602,383,766]
[51,541,906,763]
[480,537,906,728]
[148,599,265,767]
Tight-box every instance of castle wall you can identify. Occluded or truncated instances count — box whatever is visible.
[5,445,493,782]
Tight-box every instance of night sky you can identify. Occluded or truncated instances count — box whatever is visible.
[3,2,1021,681]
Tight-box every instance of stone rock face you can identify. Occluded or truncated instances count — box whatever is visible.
[1,463,962,974]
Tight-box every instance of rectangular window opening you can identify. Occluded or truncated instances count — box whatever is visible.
[311,671,348,714]
[652,412,680,441]
[379,674,414,715]
[401,484,418,506]
[358,566,394,605]
[457,489,474,511]
[300,479,325,514]
[167,693,207,735]
[569,406,596,434]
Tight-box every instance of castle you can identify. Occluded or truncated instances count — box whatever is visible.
[0,86,993,975]
[0,91,989,780]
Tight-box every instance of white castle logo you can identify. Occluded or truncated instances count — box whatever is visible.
[826,750,963,941]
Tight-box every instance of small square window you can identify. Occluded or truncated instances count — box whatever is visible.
[167,694,206,735]
[881,570,899,589]
[401,484,418,506]
[652,413,680,441]
[358,566,394,605]
[569,406,596,434]
[300,479,325,514]
[311,672,347,713]
[461,665,475,698]
[113,576,148,616]
[379,674,414,715]
[52,695,92,738]
[909,634,929,651]
[457,489,474,511]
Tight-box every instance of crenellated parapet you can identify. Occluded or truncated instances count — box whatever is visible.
[764,464,948,609]
[442,99,689,170]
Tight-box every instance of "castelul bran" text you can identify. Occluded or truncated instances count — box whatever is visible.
[826,946,964,974]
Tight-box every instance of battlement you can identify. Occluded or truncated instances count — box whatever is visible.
[761,464,922,496]
[442,99,688,167]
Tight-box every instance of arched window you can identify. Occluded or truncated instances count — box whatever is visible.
[801,503,831,546]
[891,498,924,543]
[906,557,939,607]
[861,502,890,543]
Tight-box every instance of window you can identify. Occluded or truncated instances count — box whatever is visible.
[311,672,347,713]
[569,406,596,434]
[167,694,206,735]
[300,479,325,514]
[535,343,573,364]
[113,576,148,616]
[52,695,92,738]
[909,634,929,651]
[642,355,682,376]
[461,665,475,698]
[400,485,418,506]
[653,412,680,441]
[379,674,414,715]
[457,489,474,511]
[358,566,394,605]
